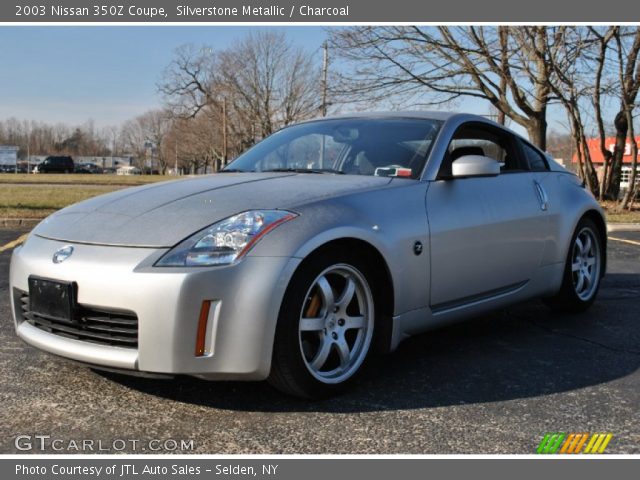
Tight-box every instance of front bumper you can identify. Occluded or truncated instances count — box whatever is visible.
[9,234,300,380]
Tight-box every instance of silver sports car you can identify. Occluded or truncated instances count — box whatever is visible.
[9,112,606,398]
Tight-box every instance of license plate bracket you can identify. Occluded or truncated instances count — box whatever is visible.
[28,276,77,321]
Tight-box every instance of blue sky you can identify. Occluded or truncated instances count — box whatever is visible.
[0,26,574,137]
[0,26,328,127]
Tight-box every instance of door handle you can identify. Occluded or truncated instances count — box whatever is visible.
[533,181,548,211]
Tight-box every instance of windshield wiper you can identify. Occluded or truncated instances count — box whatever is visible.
[219,168,251,173]
[263,168,345,175]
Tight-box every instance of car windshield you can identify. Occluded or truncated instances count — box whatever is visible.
[224,118,442,179]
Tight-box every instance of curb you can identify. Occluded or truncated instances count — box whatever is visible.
[607,223,640,232]
[0,218,41,229]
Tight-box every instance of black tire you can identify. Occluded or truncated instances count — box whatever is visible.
[268,250,379,399]
[545,217,604,313]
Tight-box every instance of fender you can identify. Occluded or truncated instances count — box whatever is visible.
[249,182,432,317]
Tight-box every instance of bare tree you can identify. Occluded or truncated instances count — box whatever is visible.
[120,109,173,174]
[120,118,147,168]
[617,29,640,208]
[159,44,219,118]
[328,26,564,149]
[611,28,640,204]
[142,110,173,174]
[218,31,320,138]
[544,27,604,195]
[164,116,218,174]
[0,117,115,159]
[159,31,321,155]
[588,27,618,199]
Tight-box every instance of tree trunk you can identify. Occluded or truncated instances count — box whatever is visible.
[620,109,638,210]
[526,115,547,151]
[605,109,629,200]
[581,138,600,195]
[599,151,612,200]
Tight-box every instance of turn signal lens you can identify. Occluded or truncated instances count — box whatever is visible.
[195,301,211,357]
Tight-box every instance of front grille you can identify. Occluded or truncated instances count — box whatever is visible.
[16,291,138,349]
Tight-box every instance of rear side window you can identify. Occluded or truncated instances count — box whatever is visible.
[521,142,549,171]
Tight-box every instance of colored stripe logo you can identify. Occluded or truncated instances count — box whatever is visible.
[537,433,613,454]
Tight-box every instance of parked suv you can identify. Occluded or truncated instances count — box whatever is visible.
[34,156,74,173]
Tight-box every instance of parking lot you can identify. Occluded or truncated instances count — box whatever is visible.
[0,227,638,454]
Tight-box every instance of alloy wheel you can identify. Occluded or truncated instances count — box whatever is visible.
[298,264,374,384]
[571,227,601,301]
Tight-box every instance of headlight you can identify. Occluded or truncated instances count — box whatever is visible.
[155,210,298,267]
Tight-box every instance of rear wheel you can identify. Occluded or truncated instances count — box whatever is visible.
[268,252,377,398]
[545,218,603,312]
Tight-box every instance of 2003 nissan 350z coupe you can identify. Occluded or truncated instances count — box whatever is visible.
[10,112,606,398]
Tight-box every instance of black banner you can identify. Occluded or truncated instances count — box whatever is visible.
[4,459,640,480]
[3,0,640,22]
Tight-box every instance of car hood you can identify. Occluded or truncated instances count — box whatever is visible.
[33,172,392,247]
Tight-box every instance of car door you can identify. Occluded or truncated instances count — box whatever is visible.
[426,122,549,310]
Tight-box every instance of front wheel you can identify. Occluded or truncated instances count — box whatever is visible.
[268,252,377,398]
[545,218,603,312]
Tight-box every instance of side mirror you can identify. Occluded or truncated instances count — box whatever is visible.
[451,155,500,178]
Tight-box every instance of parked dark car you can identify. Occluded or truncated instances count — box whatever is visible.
[0,164,28,173]
[75,162,103,174]
[33,156,74,173]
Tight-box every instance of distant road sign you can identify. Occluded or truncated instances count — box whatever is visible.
[0,145,19,165]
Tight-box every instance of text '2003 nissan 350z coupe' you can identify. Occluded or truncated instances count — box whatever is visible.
[9,112,606,398]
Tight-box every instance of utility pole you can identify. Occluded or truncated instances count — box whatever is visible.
[175,140,178,175]
[318,41,329,168]
[321,41,328,117]
[222,97,228,167]
[111,129,116,171]
[26,133,30,174]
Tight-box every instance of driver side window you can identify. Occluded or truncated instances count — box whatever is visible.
[438,123,523,178]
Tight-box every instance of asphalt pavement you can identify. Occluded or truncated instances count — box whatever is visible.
[0,228,638,454]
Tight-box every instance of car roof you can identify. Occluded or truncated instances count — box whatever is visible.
[325,111,458,121]
[295,110,538,149]
[295,111,511,131]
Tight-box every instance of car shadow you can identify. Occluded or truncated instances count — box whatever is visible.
[97,273,640,413]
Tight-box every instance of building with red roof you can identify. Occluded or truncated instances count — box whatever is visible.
[572,136,640,190]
